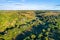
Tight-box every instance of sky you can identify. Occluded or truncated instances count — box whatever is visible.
[0,0,60,10]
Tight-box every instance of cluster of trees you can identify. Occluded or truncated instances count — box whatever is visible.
[0,10,60,40]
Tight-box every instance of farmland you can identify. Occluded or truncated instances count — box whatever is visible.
[0,10,60,40]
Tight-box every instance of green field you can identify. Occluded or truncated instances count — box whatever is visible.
[0,10,60,40]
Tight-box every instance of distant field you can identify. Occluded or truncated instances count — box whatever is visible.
[0,10,60,40]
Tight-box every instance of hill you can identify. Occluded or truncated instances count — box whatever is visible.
[0,10,60,40]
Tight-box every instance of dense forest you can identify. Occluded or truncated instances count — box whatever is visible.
[0,10,60,40]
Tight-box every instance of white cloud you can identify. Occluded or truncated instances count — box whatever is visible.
[0,0,60,10]
[0,2,60,10]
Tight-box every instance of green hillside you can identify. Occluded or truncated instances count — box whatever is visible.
[0,10,60,40]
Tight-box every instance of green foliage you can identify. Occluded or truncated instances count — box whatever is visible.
[0,10,60,40]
